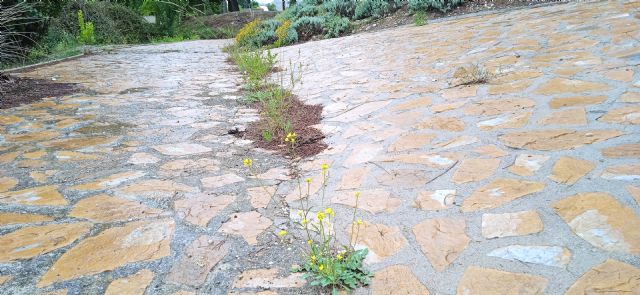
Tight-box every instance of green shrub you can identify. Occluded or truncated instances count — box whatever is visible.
[408,0,464,12]
[354,0,400,20]
[413,10,426,26]
[267,3,278,11]
[323,0,356,18]
[77,10,96,45]
[323,16,350,38]
[292,16,325,41]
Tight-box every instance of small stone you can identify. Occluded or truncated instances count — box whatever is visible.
[348,221,407,263]
[602,68,634,82]
[482,211,543,238]
[549,156,594,184]
[462,179,545,212]
[232,268,305,289]
[153,143,212,156]
[432,101,465,113]
[413,218,470,272]
[42,136,116,150]
[601,164,640,181]
[0,212,54,226]
[414,116,465,132]
[0,222,92,262]
[554,192,640,254]
[344,144,383,166]
[388,133,436,152]
[441,85,478,100]
[452,158,500,184]
[598,106,640,124]
[117,179,197,199]
[175,193,235,227]
[372,265,431,295]
[456,266,548,295]
[55,151,100,161]
[127,153,160,165]
[565,259,640,294]
[38,218,175,287]
[332,190,401,213]
[476,112,531,130]
[548,95,606,109]
[167,236,229,287]
[415,190,455,211]
[255,167,291,180]
[535,77,610,95]
[508,154,550,176]
[602,143,640,158]
[70,171,146,191]
[69,194,163,222]
[0,185,67,206]
[219,211,272,245]
[201,174,244,189]
[539,108,587,125]
[487,245,571,267]
[499,129,623,150]
[104,269,154,295]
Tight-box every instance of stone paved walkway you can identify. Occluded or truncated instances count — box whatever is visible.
[1,1,640,295]
[272,1,640,294]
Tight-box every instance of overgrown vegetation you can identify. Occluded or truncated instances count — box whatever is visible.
[452,64,493,86]
[408,0,464,12]
[413,10,426,26]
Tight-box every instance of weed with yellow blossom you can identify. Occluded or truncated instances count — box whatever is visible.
[242,149,372,294]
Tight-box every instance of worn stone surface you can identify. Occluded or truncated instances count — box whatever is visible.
[349,221,407,262]
[232,268,305,289]
[601,164,640,181]
[332,190,401,213]
[167,236,229,287]
[152,143,212,156]
[548,156,594,184]
[565,259,640,295]
[499,129,623,150]
[69,194,163,222]
[462,179,545,212]
[415,190,456,211]
[219,211,272,245]
[39,218,175,287]
[70,171,146,191]
[456,266,548,295]
[372,265,431,295]
[0,223,91,262]
[487,245,571,267]
[0,185,67,206]
[508,154,549,176]
[482,211,543,238]
[413,218,470,272]
[175,193,235,227]
[104,269,154,295]
[116,179,197,199]
[602,143,640,158]
[452,158,500,183]
[0,212,54,226]
[554,192,640,254]
[201,173,245,189]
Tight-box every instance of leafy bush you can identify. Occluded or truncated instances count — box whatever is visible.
[323,0,356,18]
[323,16,350,38]
[413,10,426,26]
[76,10,96,45]
[408,0,464,12]
[236,18,262,46]
[292,16,325,41]
[354,0,400,19]
[267,3,277,11]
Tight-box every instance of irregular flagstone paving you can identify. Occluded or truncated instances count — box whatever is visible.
[272,1,640,294]
[1,2,640,294]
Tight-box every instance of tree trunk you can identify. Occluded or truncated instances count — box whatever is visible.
[229,0,240,12]
[282,0,286,11]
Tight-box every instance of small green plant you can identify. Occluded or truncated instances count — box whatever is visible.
[452,64,493,86]
[262,129,273,142]
[414,10,427,26]
[77,10,96,45]
[243,144,372,294]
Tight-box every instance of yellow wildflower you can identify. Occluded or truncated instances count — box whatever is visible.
[305,177,312,183]
[357,219,363,225]
[321,163,329,171]
[319,264,324,271]
[307,239,313,245]
[324,207,334,216]
[355,191,361,198]
[311,255,316,261]
[277,230,287,237]
[301,219,309,225]
[336,254,343,260]
[243,158,252,166]
[316,211,325,220]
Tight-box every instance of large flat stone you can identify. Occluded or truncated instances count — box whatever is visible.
[0,222,91,262]
[0,185,67,206]
[602,143,640,158]
[219,211,272,245]
[452,158,500,184]
[116,179,197,199]
[463,98,535,116]
[70,171,145,191]
[175,193,235,227]
[601,164,640,181]
[462,178,545,212]
[565,259,640,295]
[167,236,229,287]
[548,156,594,184]
[598,106,640,124]
[38,218,175,287]
[499,129,623,150]
[0,212,54,226]
[69,194,163,222]
[232,268,305,289]
[487,245,571,267]
[153,143,212,156]
[554,192,640,254]
[482,211,543,238]
[535,77,610,95]
[508,154,550,176]
[414,190,456,211]
[0,177,18,192]
[104,269,154,295]
[348,221,407,263]
[456,266,548,295]
[372,265,430,295]
[413,218,470,272]
[332,189,401,213]
[201,174,244,189]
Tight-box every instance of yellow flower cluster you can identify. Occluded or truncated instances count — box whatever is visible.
[235,19,262,44]
[277,230,287,237]
[285,132,297,143]
[243,158,253,167]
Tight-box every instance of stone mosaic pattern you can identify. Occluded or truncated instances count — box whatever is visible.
[1,1,640,294]
[273,1,640,294]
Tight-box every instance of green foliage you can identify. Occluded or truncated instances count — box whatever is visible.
[413,10,426,26]
[323,16,350,38]
[267,3,278,11]
[292,16,325,41]
[76,10,96,45]
[229,47,277,90]
[408,0,464,12]
[297,248,372,292]
[354,0,400,19]
[323,0,356,18]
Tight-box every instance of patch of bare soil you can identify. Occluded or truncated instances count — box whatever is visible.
[236,96,327,158]
[354,0,566,33]
[0,74,81,109]
[188,10,278,32]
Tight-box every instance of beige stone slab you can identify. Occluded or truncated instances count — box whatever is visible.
[463,98,535,116]
[452,158,500,184]
[387,133,436,152]
[548,157,594,185]
[548,95,606,109]
[482,210,543,238]
[69,194,163,222]
[599,106,640,124]
[499,129,623,150]
[348,221,407,263]
[175,193,235,227]
[508,154,550,176]
[0,185,67,206]
[219,211,272,245]
[0,212,54,226]
[0,222,91,262]
[332,190,401,214]
[232,268,305,289]
[70,171,145,191]
[372,265,431,295]
[456,266,548,295]
[602,143,640,158]
[413,218,469,272]
[167,236,229,287]
[104,269,154,295]
[117,179,197,199]
[566,259,640,295]
[414,190,455,211]
[462,178,545,212]
[539,108,587,125]
[535,77,610,95]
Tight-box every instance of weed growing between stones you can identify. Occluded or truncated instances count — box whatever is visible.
[452,63,493,86]
[413,10,427,26]
[243,138,373,293]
